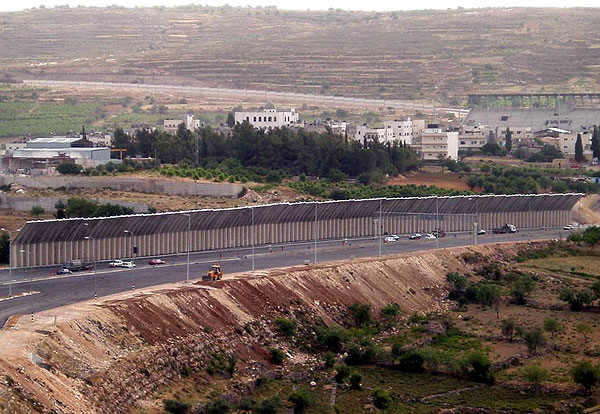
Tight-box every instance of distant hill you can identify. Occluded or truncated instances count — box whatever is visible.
[1,6,600,104]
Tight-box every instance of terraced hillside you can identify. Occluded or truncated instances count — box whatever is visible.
[2,6,600,103]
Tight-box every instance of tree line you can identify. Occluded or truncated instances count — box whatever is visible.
[112,122,422,178]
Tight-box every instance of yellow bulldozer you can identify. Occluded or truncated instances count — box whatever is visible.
[202,263,223,281]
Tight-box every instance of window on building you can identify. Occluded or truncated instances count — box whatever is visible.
[253,117,257,122]
[274,117,277,122]
[246,117,250,122]
[268,116,272,122]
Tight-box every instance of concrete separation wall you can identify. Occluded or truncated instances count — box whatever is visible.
[11,194,583,267]
[0,175,243,197]
[0,194,149,213]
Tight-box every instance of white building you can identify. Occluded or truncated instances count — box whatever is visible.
[412,125,459,160]
[537,128,593,159]
[234,102,299,129]
[2,136,112,172]
[354,119,425,144]
[164,114,202,133]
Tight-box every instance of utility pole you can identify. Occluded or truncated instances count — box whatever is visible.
[251,207,255,272]
[124,230,135,290]
[183,213,191,284]
[378,198,383,256]
[84,236,96,300]
[314,202,318,264]
[5,375,10,414]
[436,196,440,249]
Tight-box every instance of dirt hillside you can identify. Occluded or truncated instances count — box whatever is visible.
[0,243,522,413]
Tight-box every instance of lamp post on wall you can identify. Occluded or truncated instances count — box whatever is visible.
[124,230,136,290]
[528,197,532,241]
[84,236,96,300]
[183,213,191,284]
[314,202,318,264]
[19,249,33,322]
[1,228,12,297]
[251,207,255,273]
[436,196,440,249]
[378,199,383,256]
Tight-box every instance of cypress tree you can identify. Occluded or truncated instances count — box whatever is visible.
[575,133,585,162]
[505,127,512,152]
[592,126,600,159]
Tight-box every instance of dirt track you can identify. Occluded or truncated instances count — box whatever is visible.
[0,243,523,412]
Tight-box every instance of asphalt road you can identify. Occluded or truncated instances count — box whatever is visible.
[0,229,569,328]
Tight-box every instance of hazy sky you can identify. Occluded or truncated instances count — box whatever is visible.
[1,0,599,13]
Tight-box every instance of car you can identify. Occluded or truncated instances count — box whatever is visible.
[390,234,401,241]
[384,236,397,243]
[121,261,136,268]
[563,225,573,230]
[425,233,437,239]
[109,260,124,268]
[477,229,487,235]
[408,233,422,240]
[149,258,166,265]
[56,268,72,275]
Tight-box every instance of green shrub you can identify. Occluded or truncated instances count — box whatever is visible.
[57,162,82,175]
[349,302,372,327]
[334,364,351,383]
[380,303,400,321]
[255,395,281,414]
[274,317,297,337]
[269,348,285,365]
[203,399,231,414]
[288,389,312,413]
[164,399,190,414]
[372,388,392,410]
[349,373,362,390]
[399,350,424,373]
[571,361,600,393]
[318,325,348,353]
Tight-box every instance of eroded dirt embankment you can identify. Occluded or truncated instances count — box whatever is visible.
[0,243,521,413]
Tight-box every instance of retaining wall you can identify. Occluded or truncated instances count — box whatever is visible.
[0,194,149,213]
[0,175,242,197]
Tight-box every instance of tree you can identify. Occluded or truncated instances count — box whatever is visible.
[571,361,600,394]
[481,142,507,156]
[274,318,297,337]
[522,328,546,356]
[501,318,521,342]
[57,162,82,175]
[510,275,536,305]
[334,364,351,384]
[54,200,66,219]
[505,127,512,152]
[372,389,392,410]
[226,112,236,128]
[380,303,400,322]
[559,288,595,311]
[349,373,362,390]
[575,323,593,343]
[575,133,585,163]
[522,364,549,391]
[592,126,599,159]
[592,126,600,160]
[30,205,45,218]
[446,272,468,295]
[398,350,425,373]
[288,389,311,413]
[526,144,564,162]
[255,396,281,414]
[269,348,285,365]
[466,351,493,383]
[0,232,9,264]
[476,283,502,318]
[543,318,561,346]
[349,302,372,327]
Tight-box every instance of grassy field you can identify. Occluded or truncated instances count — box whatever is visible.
[1,6,600,103]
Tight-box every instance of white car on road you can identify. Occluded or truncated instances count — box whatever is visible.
[384,236,397,243]
[425,233,437,239]
[121,261,136,269]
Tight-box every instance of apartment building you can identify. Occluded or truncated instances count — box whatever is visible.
[412,125,459,160]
